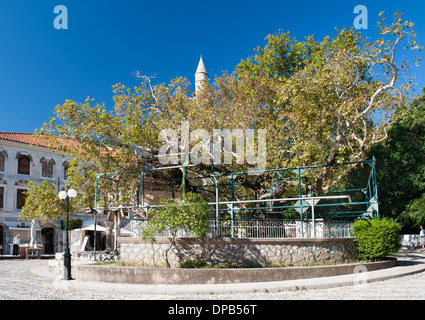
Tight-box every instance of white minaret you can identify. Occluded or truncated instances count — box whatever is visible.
[195,55,208,95]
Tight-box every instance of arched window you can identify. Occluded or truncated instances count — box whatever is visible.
[41,158,55,178]
[17,155,31,175]
[63,161,70,180]
[16,189,27,209]
[0,151,6,172]
[0,187,4,209]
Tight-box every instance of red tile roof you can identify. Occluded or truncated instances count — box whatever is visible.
[0,132,77,150]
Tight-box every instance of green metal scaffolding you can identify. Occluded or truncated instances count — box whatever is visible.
[93,155,379,240]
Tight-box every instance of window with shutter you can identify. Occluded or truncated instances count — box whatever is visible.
[0,152,5,172]
[18,155,30,175]
[0,187,4,209]
[16,189,27,209]
[42,158,54,178]
[63,161,70,180]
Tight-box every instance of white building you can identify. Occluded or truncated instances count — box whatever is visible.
[0,132,98,255]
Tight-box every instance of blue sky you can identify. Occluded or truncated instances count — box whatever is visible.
[0,0,424,133]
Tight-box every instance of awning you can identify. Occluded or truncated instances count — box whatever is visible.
[81,224,107,232]
[80,220,107,232]
[79,220,132,234]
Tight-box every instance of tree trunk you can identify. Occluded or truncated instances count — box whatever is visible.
[164,233,176,268]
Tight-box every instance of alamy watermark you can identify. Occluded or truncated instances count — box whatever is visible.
[354,5,368,30]
[54,5,68,30]
[158,121,267,175]
[52,5,368,31]
[353,265,369,286]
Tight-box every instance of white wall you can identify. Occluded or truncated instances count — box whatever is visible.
[400,234,421,247]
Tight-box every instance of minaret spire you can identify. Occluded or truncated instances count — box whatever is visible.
[195,55,208,95]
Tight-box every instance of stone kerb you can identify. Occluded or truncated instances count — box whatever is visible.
[76,256,396,285]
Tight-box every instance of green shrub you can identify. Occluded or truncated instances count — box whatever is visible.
[141,192,211,268]
[179,258,208,268]
[353,217,402,261]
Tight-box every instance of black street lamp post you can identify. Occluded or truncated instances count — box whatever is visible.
[58,189,77,280]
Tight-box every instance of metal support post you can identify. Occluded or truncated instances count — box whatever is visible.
[215,177,219,237]
[63,196,72,280]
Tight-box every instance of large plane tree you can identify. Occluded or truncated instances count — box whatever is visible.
[22,12,421,220]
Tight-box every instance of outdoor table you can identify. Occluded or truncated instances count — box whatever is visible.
[25,248,42,259]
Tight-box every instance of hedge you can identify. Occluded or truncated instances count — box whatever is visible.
[352,217,402,261]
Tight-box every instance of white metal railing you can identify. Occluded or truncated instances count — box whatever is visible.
[208,220,297,239]
[134,219,353,239]
[140,221,294,239]
[323,221,354,238]
[122,194,356,239]
[127,194,354,239]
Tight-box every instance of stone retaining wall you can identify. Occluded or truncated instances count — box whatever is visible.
[118,237,358,268]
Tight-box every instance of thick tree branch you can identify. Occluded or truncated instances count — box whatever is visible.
[358,37,400,120]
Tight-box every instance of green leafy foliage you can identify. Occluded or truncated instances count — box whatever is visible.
[353,218,402,260]
[141,192,211,241]
[179,258,208,269]
[346,89,425,231]
[141,192,211,267]
[20,181,77,222]
[23,13,420,223]
[60,217,83,230]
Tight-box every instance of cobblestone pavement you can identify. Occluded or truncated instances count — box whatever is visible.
[209,269,425,300]
[0,259,165,300]
[1,249,425,300]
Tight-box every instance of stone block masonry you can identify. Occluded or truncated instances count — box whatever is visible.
[118,237,358,268]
